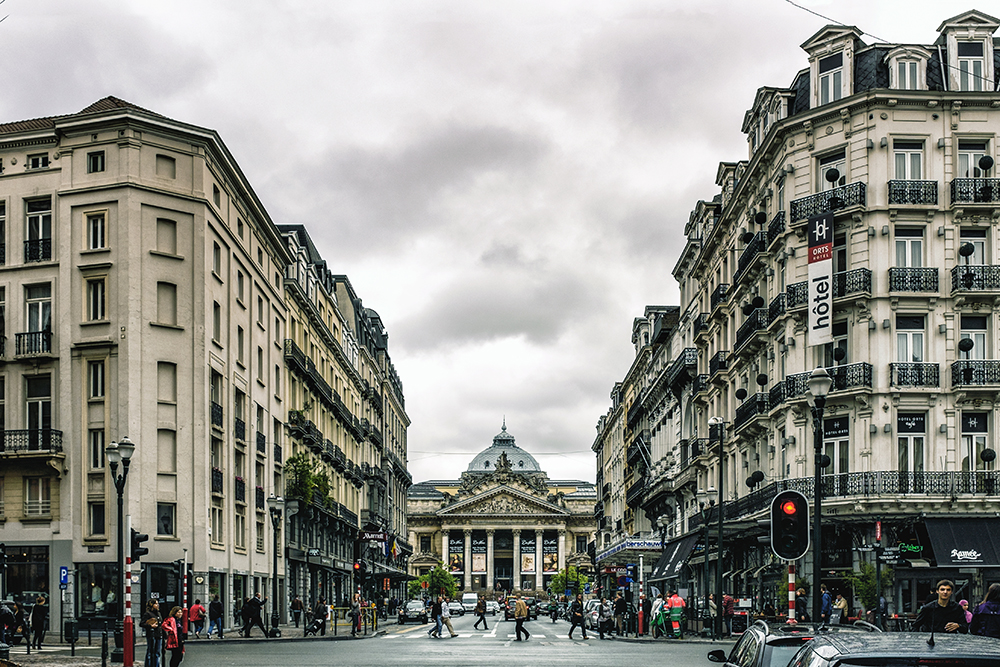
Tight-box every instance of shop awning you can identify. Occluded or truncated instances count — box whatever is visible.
[925,518,1000,567]
[650,534,700,581]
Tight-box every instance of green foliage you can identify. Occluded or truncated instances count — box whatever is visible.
[285,453,315,504]
[549,566,589,597]
[838,561,893,612]
[408,565,458,600]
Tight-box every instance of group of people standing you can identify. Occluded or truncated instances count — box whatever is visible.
[0,596,48,649]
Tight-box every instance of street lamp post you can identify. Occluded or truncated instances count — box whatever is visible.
[267,495,285,637]
[806,368,832,625]
[107,437,136,664]
[697,488,717,640]
[708,417,726,639]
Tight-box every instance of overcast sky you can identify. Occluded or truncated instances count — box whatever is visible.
[1,1,964,483]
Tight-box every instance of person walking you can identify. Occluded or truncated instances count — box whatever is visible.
[819,585,833,625]
[650,593,666,638]
[29,596,47,649]
[794,588,809,623]
[312,597,328,636]
[290,595,303,628]
[972,583,1000,638]
[350,594,362,636]
[914,579,968,633]
[641,594,652,636]
[567,593,588,640]
[597,596,613,639]
[722,593,735,637]
[162,606,185,667]
[207,595,224,639]
[188,599,206,639]
[242,593,268,638]
[513,594,530,641]
[440,596,457,637]
[613,592,626,636]
[141,599,163,667]
[427,596,443,638]
[473,595,489,630]
[668,590,686,638]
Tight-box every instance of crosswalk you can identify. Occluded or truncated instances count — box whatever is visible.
[385,632,588,640]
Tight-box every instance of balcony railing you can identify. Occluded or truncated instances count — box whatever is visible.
[788,269,872,310]
[667,348,698,391]
[767,211,786,247]
[24,238,52,263]
[255,486,265,510]
[781,363,874,402]
[888,180,938,205]
[734,393,769,430]
[789,182,866,221]
[951,178,1000,204]
[952,360,1000,387]
[710,350,729,377]
[256,431,266,453]
[23,500,51,516]
[890,362,939,387]
[735,308,767,352]
[211,401,223,428]
[695,313,709,335]
[768,293,785,325]
[711,284,730,312]
[952,265,1000,292]
[0,429,64,454]
[211,467,224,494]
[889,267,938,292]
[15,331,52,356]
[235,477,246,503]
[692,374,709,396]
[768,381,786,408]
[234,418,246,442]
[626,478,646,507]
[735,232,766,281]
[274,443,282,464]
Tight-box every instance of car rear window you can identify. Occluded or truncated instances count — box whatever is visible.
[837,660,1000,667]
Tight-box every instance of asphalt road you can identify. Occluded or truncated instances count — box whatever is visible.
[180,612,737,666]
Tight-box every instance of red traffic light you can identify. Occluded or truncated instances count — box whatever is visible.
[781,501,798,515]
[353,562,361,571]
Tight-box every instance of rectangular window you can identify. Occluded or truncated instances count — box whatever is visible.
[823,321,849,367]
[87,151,105,174]
[213,301,221,341]
[961,411,990,472]
[819,151,846,189]
[256,518,266,552]
[87,213,106,250]
[894,228,923,268]
[896,412,926,475]
[237,219,245,240]
[0,201,6,265]
[257,347,264,381]
[237,326,245,364]
[26,375,52,439]
[88,360,105,398]
[155,154,176,179]
[893,141,923,180]
[156,218,177,254]
[157,503,176,536]
[26,283,52,333]
[958,42,985,92]
[89,501,106,536]
[86,278,106,321]
[25,198,52,262]
[27,153,49,170]
[237,271,245,302]
[897,61,919,90]
[156,282,177,325]
[24,477,51,515]
[420,535,431,552]
[211,500,224,546]
[257,296,265,324]
[960,315,988,360]
[213,184,221,207]
[274,364,281,394]
[235,505,247,550]
[819,53,843,105]
[960,228,987,265]
[896,315,925,363]
[90,429,105,469]
[958,141,990,178]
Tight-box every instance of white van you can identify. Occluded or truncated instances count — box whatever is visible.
[462,592,479,613]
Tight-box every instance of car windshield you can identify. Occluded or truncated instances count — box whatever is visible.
[766,644,806,667]
[406,602,423,611]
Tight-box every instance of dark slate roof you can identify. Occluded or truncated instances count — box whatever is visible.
[0,96,161,136]
[854,47,889,93]
[407,482,446,499]
[77,96,163,117]
[928,48,945,90]
[789,70,810,118]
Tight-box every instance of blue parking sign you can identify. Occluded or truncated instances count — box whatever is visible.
[60,566,69,585]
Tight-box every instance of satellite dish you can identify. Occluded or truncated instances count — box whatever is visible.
[825,168,841,183]
[735,388,748,401]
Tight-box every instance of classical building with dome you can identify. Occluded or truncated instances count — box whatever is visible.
[407,423,597,594]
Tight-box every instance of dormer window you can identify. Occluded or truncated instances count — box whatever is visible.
[819,53,843,104]
[898,61,918,89]
[958,41,986,91]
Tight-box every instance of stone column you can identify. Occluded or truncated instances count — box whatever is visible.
[558,529,566,571]
[535,530,544,592]
[464,528,473,590]
[486,530,495,591]
[512,529,521,592]
[409,530,417,552]
[442,529,449,567]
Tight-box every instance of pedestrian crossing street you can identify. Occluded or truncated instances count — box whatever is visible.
[384,630,599,641]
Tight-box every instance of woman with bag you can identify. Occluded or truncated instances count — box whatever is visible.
[972,583,1000,638]
[567,594,588,640]
[162,606,185,667]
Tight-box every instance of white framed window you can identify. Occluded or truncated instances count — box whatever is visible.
[896,413,926,474]
[89,428,105,469]
[211,500,224,546]
[958,141,990,178]
[896,315,925,363]
[960,315,988,360]
[26,375,52,439]
[26,283,52,333]
[86,277,106,321]
[822,321,849,367]
[87,213,106,250]
[24,477,51,515]
[819,151,846,189]
[818,52,843,105]
[895,229,923,268]
[893,141,923,180]
[958,41,986,91]
[88,360,105,398]
[87,151,105,174]
[157,502,176,536]
[26,153,49,170]
[25,198,52,262]
[960,228,987,265]
[961,411,991,472]
[896,61,919,90]
[235,505,247,550]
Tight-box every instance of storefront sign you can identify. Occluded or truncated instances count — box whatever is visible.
[897,413,926,433]
[824,416,849,439]
[807,212,834,347]
[359,531,388,541]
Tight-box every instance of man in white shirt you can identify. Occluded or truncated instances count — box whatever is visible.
[440,596,457,637]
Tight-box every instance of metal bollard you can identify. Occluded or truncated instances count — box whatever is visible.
[102,623,109,667]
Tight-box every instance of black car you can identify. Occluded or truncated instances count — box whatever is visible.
[708,620,881,667]
[786,631,1000,667]
[398,600,428,624]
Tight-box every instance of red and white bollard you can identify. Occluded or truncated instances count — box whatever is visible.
[787,564,796,623]
[124,555,134,666]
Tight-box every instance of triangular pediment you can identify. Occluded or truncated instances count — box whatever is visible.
[937,10,1000,34]
[800,25,863,53]
[437,485,569,516]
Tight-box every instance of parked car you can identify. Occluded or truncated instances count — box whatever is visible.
[398,600,428,624]
[462,592,479,613]
[583,599,601,630]
[707,620,881,667]
[785,632,1000,667]
[448,600,465,616]
[486,600,500,615]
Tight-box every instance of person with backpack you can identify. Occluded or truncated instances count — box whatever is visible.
[188,599,206,639]
[972,583,1000,638]
[207,595,224,639]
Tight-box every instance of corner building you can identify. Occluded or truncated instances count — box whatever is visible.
[599,10,1000,616]
[408,424,596,595]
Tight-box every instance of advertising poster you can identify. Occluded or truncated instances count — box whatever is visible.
[807,212,834,347]
[519,534,536,573]
[472,535,487,573]
[449,536,465,573]
[542,536,558,573]
[521,554,535,573]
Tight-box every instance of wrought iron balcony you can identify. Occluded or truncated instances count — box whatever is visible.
[691,438,709,458]
[768,293,785,326]
[890,362,939,387]
[694,313,709,336]
[889,267,938,292]
[767,211,785,247]
[24,238,52,262]
[951,178,1000,204]
[734,393,769,430]
[626,478,646,507]
[735,308,767,352]
[710,283,730,312]
[15,331,52,356]
[667,348,698,392]
[709,350,729,377]
[256,431,266,453]
[255,486,265,510]
[735,232,767,281]
[692,374,709,396]
[789,182,866,221]
[787,281,807,309]
[782,363,873,401]
[235,476,246,503]
[952,360,1000,387]
[0,428,64,454]
[768,381,786,408]
[952,265,1000,293]
[274,443,282,464]
[593,501,604,518]
[788,268,872,309]
[888,180,938,205]
[283,338,308,374]
[234,418,246,442]
[211,467,224,494]
[211,401,223,428]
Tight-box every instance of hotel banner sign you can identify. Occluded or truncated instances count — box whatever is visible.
[807,212,834,347]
